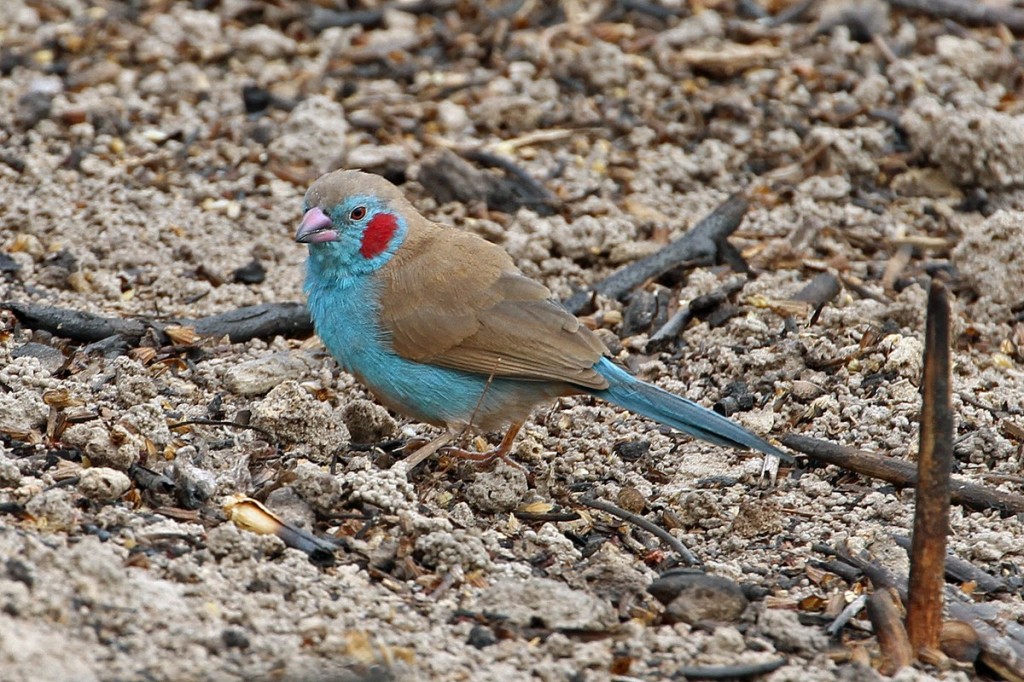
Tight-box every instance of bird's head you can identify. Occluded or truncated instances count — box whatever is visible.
[296,170,412,277]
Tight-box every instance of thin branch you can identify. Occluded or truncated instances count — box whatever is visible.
[563,193,750,314]
[780,434,1024,515]
[579,494,698,566]
[886,0,1024,33]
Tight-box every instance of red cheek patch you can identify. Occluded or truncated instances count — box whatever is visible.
[360,212,398,259]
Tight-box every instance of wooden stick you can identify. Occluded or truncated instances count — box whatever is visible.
[3,301,313,345]
[579,494,698,567]
[907,280,954,653]
[827,594,868,636]
[947,598,1024,680]
[892,535,1007,595]
[675,658,787,680]
[791,271,841,307]
[419,149,558,217]
[886,0,1024,33]
[393,432,453,475]
[780,435,1024,515]
[791,272,841,326]
[867,587,915,675]
[815,544,1024,680]
[563,193,749,314]
[645,276,747,353]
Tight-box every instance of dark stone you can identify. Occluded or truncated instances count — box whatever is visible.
[242,85,271,114]
[233,259,266,284]
[467,624,497,649]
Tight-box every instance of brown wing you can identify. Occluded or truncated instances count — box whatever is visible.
[378,220,609,390]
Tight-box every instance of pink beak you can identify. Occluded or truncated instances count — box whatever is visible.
[295,207,338,244]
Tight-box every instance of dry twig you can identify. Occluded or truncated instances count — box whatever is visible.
[780,435,1024,515]
[906,280,953,654]
[563,193,750,314]
[579,494,698,567]
[867,587,915,675]
[3,301,313,345]
[887,0,1024,32]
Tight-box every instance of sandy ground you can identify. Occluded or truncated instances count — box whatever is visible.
[1,1,1023,680]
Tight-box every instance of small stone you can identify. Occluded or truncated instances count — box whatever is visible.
[467,624,497,649]
[679,43,785,78]
[416,529,491,573]
[224,352,321,397]
[881,334,924,381]
[648,570,749,625]
[756,607,829,653]
[15,77,61,129]
[341,399,397,444]
[465,462,527,514]
[790,380,826,402]
[269,95,348,174]
[0,457,21,487]
[576,543,650,602]
[242,85,272,114]
[345,463,415,513]
[616,487,646,514]
[221,627,251,650]
[613,440,650,461]
[11,343,66,374]
[78,467,131,501]
[0,390,48,434]
[901,96,1024,190]
[289,461,348,516]
[61,423,140,470]
[172,447,218,509]
[232,259,266,284]
[25,488,79,530]
[345,144,411,175]
[234,24,297,58]
[475,577,616,630]
[251,381,349,462]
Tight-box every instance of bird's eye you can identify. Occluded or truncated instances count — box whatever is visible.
[349,206,367,221]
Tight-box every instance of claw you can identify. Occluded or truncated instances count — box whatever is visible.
[440,421,525,470]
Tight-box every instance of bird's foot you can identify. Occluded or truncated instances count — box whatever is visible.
[438,444,525,470]
[439,445,526,470]
[440,420,526,470]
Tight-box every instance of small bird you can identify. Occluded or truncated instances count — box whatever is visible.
[297,170,788,464]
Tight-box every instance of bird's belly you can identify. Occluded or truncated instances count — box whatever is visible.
[351,351,564,432]
[308,283,564,432]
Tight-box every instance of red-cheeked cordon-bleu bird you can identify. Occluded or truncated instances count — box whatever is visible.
[296,170,789,465]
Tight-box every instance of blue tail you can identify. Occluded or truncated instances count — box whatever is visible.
[591,359,790,461]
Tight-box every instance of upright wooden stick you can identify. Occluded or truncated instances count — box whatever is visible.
[906,280,954,653]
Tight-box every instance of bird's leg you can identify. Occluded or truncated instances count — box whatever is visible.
[440,420,525,469]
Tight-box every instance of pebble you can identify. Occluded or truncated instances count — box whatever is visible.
[269,96,348,174]
[341,399,397,444]
[465,462,528,514]
[223,351,322,396]
[11,343,66,375]
[475,577,617,630]
[78,467,131,501]
[648,570,749,625]
[250,381,349,463]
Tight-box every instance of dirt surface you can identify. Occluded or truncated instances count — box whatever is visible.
[2,1,1024,680]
